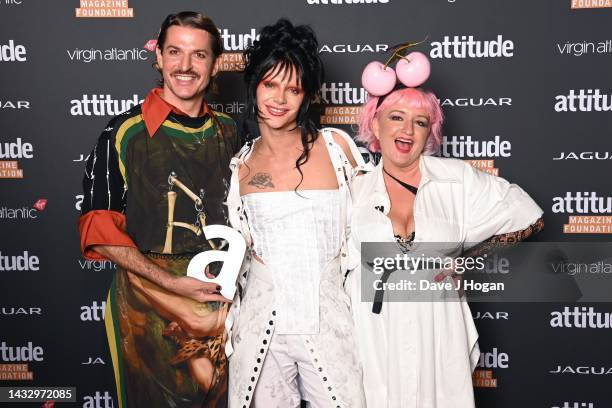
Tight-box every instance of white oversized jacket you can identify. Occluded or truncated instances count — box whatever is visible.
[346,155,543,408]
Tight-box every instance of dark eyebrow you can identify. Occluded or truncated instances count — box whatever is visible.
[164,45,208,55]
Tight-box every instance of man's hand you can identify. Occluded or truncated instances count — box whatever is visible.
[166,275,231,303]
[92,245,231,303]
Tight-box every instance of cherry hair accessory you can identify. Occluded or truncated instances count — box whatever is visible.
[361,38,431,107]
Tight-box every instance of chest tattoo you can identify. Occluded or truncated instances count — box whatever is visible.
[248,173,275,189]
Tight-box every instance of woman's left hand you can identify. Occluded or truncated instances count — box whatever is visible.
[434,260,465,296]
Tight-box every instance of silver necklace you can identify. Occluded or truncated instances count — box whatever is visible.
[169,113,207,144]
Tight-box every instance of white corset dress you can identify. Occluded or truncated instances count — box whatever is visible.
[242,189,341,334]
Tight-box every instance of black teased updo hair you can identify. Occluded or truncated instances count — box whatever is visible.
[243,19,324,183]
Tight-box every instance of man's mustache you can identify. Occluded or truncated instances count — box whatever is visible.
[171,70,200,78]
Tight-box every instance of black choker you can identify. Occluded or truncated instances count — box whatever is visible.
[383,167,418,195]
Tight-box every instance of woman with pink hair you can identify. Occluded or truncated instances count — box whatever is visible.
[346,66,544,406]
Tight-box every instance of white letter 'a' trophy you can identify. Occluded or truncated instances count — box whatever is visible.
[187,225,246,300]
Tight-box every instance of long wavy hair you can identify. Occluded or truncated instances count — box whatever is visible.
[242,19,324,189]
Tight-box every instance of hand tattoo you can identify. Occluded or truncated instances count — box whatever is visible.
[248,173,275,189]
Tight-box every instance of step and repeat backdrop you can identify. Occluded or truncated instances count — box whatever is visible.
[1,0,611,407]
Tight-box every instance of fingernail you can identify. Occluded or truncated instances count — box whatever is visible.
[434,274,443,282]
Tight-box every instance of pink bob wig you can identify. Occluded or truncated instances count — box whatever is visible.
[357,87,444,155]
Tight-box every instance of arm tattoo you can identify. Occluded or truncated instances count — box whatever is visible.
[464,217,544,258]
[248,173,275,189]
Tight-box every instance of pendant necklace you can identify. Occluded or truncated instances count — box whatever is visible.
[383,167,418,251]
[169,113,206,144]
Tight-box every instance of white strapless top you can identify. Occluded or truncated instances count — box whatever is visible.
[242,189,341,334]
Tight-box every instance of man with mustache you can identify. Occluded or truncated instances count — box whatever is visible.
[78,11,239,407]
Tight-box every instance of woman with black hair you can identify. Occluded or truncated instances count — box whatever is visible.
[225,19,369,408]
